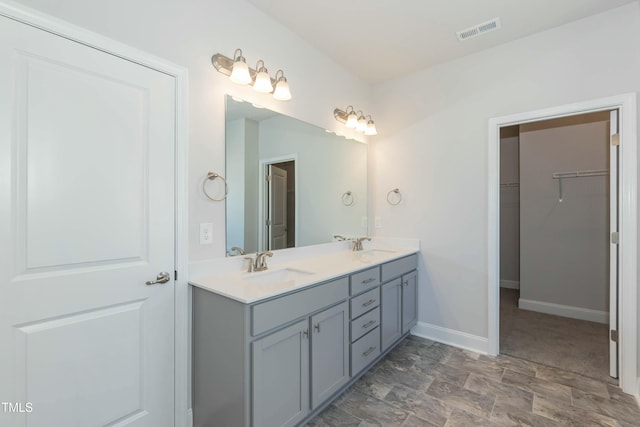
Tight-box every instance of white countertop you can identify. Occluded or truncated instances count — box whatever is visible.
[189,238,419,304]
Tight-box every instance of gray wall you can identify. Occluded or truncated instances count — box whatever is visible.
[500,127,520,287]
[519,113,610,313]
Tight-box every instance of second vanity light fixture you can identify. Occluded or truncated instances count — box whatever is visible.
[334,106,377,136]
[212,49,292,101]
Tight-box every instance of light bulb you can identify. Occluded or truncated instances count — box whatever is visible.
[253,61,273,93]
[345,111,357,128]
[229,55,251,85]
[356,113,367,132]
[273,77,292,101]
[365,119,377,136]
[253,70,273,93]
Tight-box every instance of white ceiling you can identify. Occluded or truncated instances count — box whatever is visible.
[247,0,637,84]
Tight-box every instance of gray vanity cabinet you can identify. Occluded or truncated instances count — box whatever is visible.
[401,270,418,333]
[380,254,418,351]
[252,300,349,427]
[252,319,309,427]
[310,302,349,408]
[380,278,402,352]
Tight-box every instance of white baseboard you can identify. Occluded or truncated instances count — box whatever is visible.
[411,321,489,354]
[518,298,609,324]
[500,280,520,289]
[187,408,193,427]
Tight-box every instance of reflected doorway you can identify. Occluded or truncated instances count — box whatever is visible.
[262,159,296,251]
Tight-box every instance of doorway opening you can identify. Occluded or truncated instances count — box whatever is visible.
[498,111,615,382]
[488,93,637,395]
[262,159,296,251]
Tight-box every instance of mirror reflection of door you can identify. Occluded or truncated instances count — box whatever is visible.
[267,161,295,250]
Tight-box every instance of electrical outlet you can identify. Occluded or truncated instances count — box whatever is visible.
[375,216,382,229]
[200,223,213,245]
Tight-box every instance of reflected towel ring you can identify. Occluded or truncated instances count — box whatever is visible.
[342,190,354,206]
[387,188,402,205]
[203,172,228,201]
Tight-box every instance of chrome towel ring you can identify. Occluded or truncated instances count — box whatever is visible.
[203,172,228,201]
[387,188,402,205]
[342,190,354,206]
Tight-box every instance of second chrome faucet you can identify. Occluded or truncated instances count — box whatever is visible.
[244,251,273,272]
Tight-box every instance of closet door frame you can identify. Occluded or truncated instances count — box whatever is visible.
[487,93,637,395]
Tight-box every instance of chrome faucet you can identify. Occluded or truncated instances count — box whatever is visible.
[229,246,246,256]
[253,251,273,272]
[352,237,371,252]
[333,234,347,241]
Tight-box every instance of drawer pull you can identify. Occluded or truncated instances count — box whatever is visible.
[362,320,376,329]
[314,323,320,333]
[362,299,376,307]
[303,329,309,339]
[362,346,377,357]
[361,277,376,284]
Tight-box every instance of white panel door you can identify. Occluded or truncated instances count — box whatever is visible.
[0,15,176,427]
[268,165,288,250]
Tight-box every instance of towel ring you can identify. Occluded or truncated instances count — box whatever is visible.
[203,172,228,201]
[342,191,354,206]
[387,188,402,206]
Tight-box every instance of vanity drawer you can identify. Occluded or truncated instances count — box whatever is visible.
[350,307,379,342]
[381,254,417,282]
[350,266,380,295]
[350,287,380,320]
[351,327,380,376]
[251,277,349,336]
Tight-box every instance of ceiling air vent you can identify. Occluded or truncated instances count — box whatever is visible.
[456,17,501,41]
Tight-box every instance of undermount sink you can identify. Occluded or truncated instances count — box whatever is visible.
[242,268,316,286]
[357,248,397,256]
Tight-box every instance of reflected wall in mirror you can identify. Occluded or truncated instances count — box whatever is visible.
[225,96,368,255]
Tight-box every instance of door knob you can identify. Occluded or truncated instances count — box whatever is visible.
[146,272,171,286]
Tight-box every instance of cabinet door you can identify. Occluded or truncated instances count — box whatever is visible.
[381,279,402,351]
[252,319,309,427]
[310,302,349,409]
[402,271,418,334]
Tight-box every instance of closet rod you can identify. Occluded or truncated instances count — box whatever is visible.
[552,169,609,179]
[552,169,608,202]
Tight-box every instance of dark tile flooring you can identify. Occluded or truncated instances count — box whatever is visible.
[306,335,640,426]
[500,288,610,382]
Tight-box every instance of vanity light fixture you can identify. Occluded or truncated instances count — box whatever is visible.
[272,70,292,101]
[228,49,251,85]
[356,111,367,133]
[364,115,378,136]
[334,107,378,136]
[212,49,292,101]
[253,60,273,93]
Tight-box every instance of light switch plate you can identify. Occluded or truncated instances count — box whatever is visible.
[375,216,382,229]
[200,223,213,245]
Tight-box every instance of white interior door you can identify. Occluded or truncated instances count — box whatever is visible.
[0,15,176,426]
[609,109,619,379]
[268,165,288,250]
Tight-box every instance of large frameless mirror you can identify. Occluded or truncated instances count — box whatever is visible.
[225,96,368,255]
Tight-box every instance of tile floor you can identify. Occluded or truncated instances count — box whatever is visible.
[306,335,640,426]
[500,288,610,382]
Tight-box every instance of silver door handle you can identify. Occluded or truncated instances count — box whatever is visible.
[146,272,171,286]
